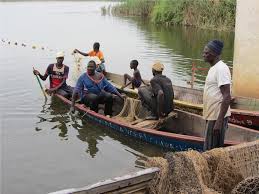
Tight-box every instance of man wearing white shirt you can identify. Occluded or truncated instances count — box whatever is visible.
[202,40,231,151]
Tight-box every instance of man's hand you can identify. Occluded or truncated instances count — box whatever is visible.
[45,88,56,95]
[213,119,223,136]
[33,69,40,75]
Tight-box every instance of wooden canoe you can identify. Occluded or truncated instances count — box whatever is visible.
[106,72,259,130]
[49,167,159,194]
[54,93,259,151]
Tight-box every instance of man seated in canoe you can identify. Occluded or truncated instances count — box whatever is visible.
[138,62,174,120]
[73,42,106,75]
[70,60,124,116]
[33,51,73,98]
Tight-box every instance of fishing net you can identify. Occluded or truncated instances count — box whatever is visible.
[164,151,207,193]
[114,98,162,129]
[225,140,259,179]
[115,98,144,122]
[231,176,259,194]
[145,143,255,194]
[114,97,177,129]
[71,53,84,85]
[203,148,243,193]
[145,157,170,194]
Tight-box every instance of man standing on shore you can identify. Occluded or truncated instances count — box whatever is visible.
[202,40,231,151]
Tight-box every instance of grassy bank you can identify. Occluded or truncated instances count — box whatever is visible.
[111,0,156,17]
[110,0,236,31]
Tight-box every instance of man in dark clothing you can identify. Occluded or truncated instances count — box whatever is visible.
[138,62,174,120]
[33,51,73,98]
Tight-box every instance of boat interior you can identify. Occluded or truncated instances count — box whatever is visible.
[83,95,259,144]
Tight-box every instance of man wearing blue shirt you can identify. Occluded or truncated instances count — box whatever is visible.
[70,60,124,116]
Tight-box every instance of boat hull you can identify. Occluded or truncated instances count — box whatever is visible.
[55,94,258,151]
[229,110,259,130]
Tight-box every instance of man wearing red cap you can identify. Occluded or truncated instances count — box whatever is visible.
[202,40,231,151]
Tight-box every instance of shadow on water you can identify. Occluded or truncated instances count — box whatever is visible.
[35,96,165,159]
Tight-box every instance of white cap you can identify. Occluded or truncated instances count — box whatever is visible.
[56,51,65,58]
[89,56,101,65]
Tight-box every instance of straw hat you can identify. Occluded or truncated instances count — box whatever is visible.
[56,51,65,58]
[152,61,164,72]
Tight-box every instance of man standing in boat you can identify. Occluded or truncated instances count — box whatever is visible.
[202,40,231,151]
[70,60,124,116]
[73,42,106,75]
[33,51,73,98]
[138,62,174,120]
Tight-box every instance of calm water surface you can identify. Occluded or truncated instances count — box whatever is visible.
[0,1,234,194]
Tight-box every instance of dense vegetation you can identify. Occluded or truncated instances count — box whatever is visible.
[110,0,236,31]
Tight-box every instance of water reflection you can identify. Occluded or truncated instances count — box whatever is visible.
[35,97,69,139]
[75,119,104,158]
[35,96,103,157]
[113,17,234,88]
[35,96,165,159]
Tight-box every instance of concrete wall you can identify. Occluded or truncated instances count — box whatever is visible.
[232,0,259,99]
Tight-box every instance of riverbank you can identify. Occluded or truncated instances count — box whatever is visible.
[109,0,236,31]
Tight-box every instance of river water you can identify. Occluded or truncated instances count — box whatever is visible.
[0,1,234,194]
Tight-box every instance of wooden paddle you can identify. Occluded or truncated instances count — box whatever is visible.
[33,67,47,100]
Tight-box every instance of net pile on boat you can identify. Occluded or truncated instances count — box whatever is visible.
[115,98,147,122]
[114,98,177,129]
[231,176,259,194]
[114,98,163,129]
[145,140,259,194]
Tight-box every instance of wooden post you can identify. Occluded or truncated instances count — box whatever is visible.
[232,0,259,98]
[191,63,196,89]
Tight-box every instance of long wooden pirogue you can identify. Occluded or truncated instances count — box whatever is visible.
[55,93,259,151]
[106,72,259,130]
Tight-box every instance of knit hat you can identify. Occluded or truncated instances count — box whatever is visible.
[206,40,224,55]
